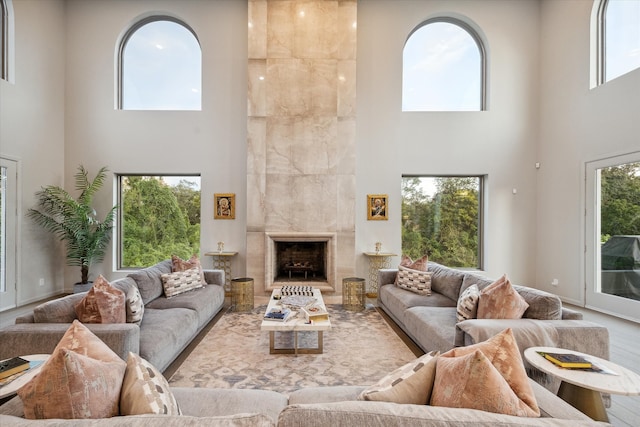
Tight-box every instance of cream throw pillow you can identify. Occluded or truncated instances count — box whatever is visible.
[358,351,439,404]
[396,265,432,296]
[161,267,204,298]
[456,284,480,321]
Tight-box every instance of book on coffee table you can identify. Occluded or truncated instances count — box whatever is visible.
[264,307,292,322]
[538,351,592,369]
[0,357,30,380]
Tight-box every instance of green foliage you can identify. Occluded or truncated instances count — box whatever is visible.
[402,177,480,268]
[27,165,117,284]
[121,176,200,268]
[600,163,640,239]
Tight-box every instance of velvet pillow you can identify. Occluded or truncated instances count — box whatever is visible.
[396,265,432,296]
[431,350,536,417]
[74,275,126,324]
[456,283,480,321]
[438,328,540,417]
[161,267,205,298]
[358,351,439,404]
[18,320,127,419]
[120,352,180,416]
[171,254,206,285]
[477,274,529,319]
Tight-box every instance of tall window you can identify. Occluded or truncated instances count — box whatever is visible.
[119,17,201,110]
[598,0,640,84]
[403,18,486,111]
[118,175,201,269]
[402,176,483,269]
[0,158,17,311]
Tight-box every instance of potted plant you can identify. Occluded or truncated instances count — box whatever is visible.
[28,165,118,290]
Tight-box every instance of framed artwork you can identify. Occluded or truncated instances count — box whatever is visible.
[214,193,235,219]
[367,194,388,220]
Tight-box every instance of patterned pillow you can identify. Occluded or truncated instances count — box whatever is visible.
[477,274,529,319]
[394,255,428,284]
[456,284,480,322]
[161,267,204,298]
[358,351,439,404]
[18,320,127,419]
[125,286,144,324]
[74,275,126,324]
[171,254,206,285]
[431,350,536,417]
[120,352,180,416]
[396,265,432,296]
[437,328,540,417]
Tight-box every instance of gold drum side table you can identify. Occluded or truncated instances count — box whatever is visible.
[342,277,366,311]
[231,277,254,312]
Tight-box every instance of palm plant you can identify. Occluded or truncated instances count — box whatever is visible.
[28,165,118,284]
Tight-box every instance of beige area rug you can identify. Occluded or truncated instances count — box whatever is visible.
[168,305,418,394]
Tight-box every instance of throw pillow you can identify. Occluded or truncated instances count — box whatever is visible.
[396,265,432,296]
[395,255,428,284]
[125,285,144,325]
[74,275,126,324]
[477,274,529,319]
[456,283,480,322]
[161,267,205,298]
[18,320,126,419]
[438,328,540,417]
[431,350,536,417]
[120,352,180,416]
[171,254,206,285]
[358,351,439,404]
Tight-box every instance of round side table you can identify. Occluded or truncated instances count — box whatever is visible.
[342,277,366,311]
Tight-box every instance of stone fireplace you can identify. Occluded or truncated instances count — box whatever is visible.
[246,1,357,295]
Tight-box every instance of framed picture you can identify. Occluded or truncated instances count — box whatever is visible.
[214,193,235,219]
[367,194,388,220]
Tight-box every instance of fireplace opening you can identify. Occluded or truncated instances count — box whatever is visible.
[275,241,327,282]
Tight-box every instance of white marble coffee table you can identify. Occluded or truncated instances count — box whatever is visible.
[525,346,640,422]
[260,288,331,355]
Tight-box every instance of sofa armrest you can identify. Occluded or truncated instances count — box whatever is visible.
[15,314,35,323]
[203,269,225,287]
[0,323,139,361]
[377,269,397,288]
[560,306,583,320]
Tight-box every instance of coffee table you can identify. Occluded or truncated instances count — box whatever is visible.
[524,346,640,422]
[260,288,331,355]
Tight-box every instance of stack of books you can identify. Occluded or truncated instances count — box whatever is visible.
[0,357,30,380]
[539,352,592,369]
[264,307,292,322]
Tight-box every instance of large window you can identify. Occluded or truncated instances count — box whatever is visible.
[118,17,201,110]
[401,176,483,269]
[403,18,486,111]
[585,153,640,321]
[0,157,17,311]
[118,175,201,269]
[597,0,640,84]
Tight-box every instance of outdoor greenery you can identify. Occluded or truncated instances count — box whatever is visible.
[121,176,200,268]
[402,177,480,268]
[600,162,640,241]
[28,165,117,284]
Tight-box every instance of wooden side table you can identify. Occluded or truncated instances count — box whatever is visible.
[524,346,640,422]
[204,251,238,294]
[363,252,397,298]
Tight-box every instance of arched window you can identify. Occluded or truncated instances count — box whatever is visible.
[1,0,14,82]
[118,16,201,110]
[597,0,640,84]
[403,18,486,112]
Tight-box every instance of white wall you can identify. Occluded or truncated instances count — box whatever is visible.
[0,0,66,306]
[355,0,541,284]
[63,0,248,288]
[537,0,640,304]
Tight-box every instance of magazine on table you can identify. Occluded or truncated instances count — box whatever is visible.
[264,307,293,322]
[537,351,618,375]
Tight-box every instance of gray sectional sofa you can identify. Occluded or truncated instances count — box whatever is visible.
[0,260,225,373]
[378,262,610,371]
[0,380,611,426]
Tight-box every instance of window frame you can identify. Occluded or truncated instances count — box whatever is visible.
[1,0,13,82]
[116,15,201,110]
[403,17,488,112]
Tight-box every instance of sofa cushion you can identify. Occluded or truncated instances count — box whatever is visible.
[456,284,480,321]
[402,306,458,353]
[358,351,438,404]
[145,284,224,329]
[75,275,126,324]
[161,267,204,298]
[18,320,126,419]
[477,275,529,319]
[427,262,464,302]
[439,328,540,417]
[127,260,172,304]
[396,265,432,296]
[33,293,85,323]
[513,285,562,320]
[120,352,180,416]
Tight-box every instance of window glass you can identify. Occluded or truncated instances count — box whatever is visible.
[604,0,640,82]
[403,20,483,111]
[118,175,201,269]
[121,19,201,110]
[402,176,483,268]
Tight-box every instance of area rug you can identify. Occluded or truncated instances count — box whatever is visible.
[168,305,418,394]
